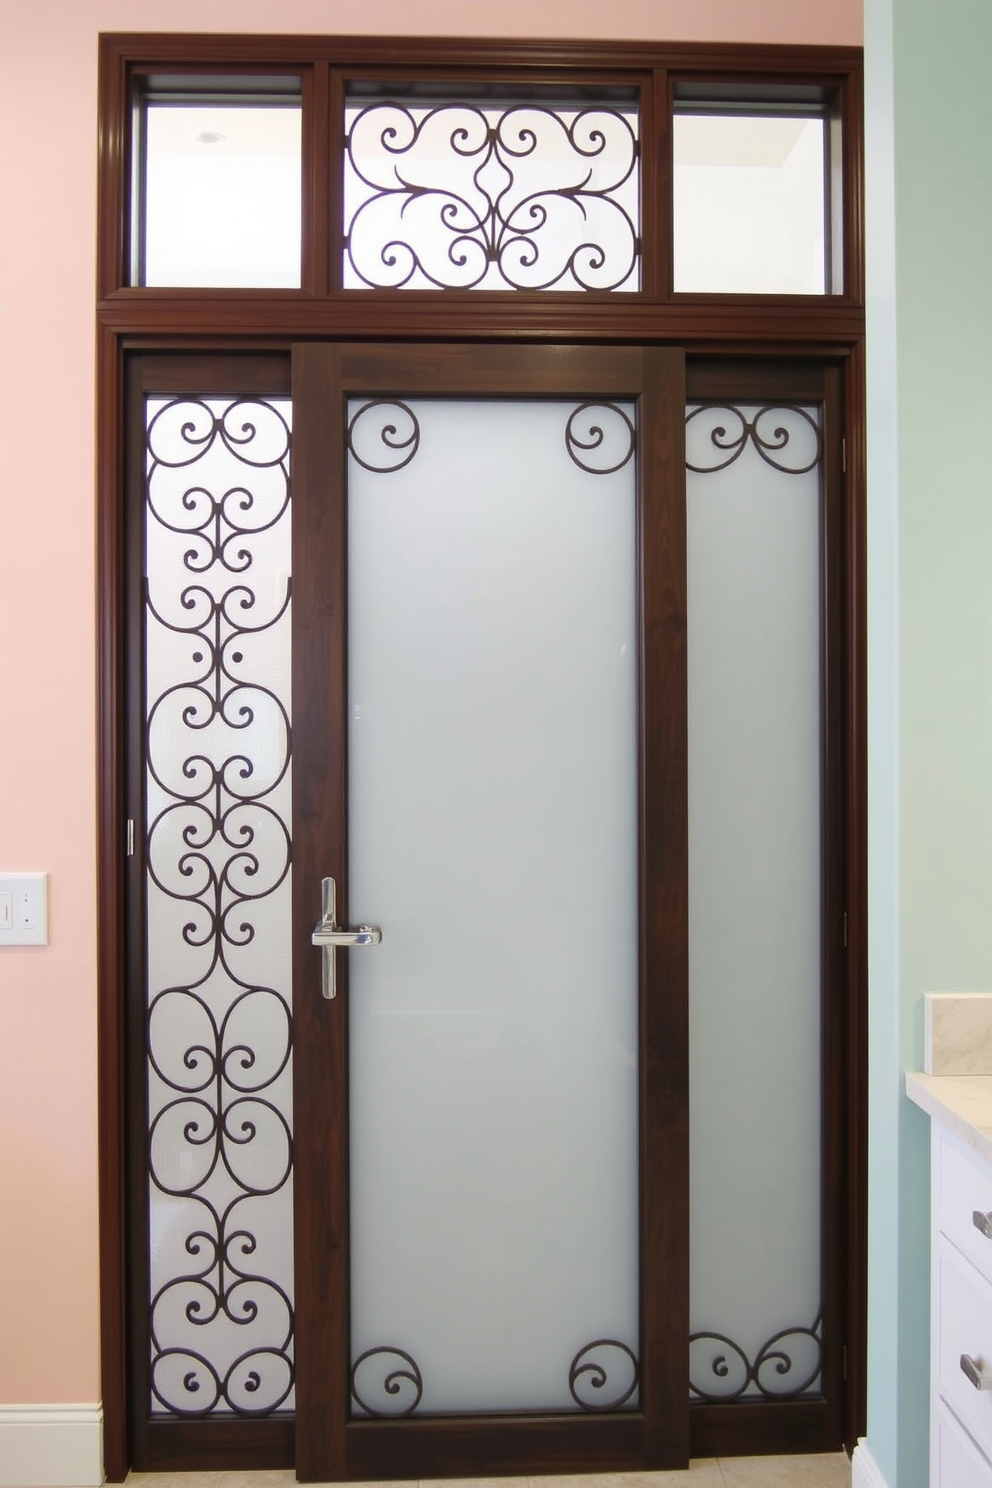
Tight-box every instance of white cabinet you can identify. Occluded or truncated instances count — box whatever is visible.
[931,1126,992,1486]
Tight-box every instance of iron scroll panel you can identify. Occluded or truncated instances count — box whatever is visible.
[343,95,640,292]
[143,395,295,1418]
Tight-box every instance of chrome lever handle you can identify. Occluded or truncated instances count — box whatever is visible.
[961,1353,992,1391]
[312,926,382,948]
[973,1210,992,1240]
[311,876,382,1000]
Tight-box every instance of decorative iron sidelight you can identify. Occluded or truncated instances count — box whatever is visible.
[143,396,295,1417]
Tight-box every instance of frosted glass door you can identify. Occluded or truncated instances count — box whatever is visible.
[346,397,639,1417]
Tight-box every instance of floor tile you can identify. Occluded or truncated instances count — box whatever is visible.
[716,1453,851,1487]
[425,1479,524,1488]
[531,1467,725,1488]
[127,1475,227,1488]
[219,1473,297,1488]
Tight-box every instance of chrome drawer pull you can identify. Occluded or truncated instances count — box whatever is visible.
[961,1354,992,1391]
[973,1210,992,1240]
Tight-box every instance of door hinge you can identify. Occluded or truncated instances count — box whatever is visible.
[843,911,848,948]
[841,437,847,475]
[843,1344,848,1381]
[126,818,135,858]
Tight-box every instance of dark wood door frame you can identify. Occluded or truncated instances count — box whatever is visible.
[291,343,688,1479]
[95,31,867,1482]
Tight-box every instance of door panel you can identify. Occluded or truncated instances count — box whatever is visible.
[347,397,639,1416]
[291,345,689,1479]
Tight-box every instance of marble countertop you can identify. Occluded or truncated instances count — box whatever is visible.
[906,1071,992,1165]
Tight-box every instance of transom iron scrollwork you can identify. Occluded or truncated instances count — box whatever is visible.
[685,403,823,475]
[144,396,294,1417]
[689,1316,823,1403]
[344,101,640,291]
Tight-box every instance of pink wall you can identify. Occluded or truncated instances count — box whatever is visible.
[0,0,860,1409]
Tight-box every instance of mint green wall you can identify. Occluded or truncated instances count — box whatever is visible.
[865,0,992,1483]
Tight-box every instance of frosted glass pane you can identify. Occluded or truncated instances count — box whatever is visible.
[686,403,823,1401]
[674,115,827,294]
[347,399,639,1416]
[142,105,301,287]
[144,396,294,1416]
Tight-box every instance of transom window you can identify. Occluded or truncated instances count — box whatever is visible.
[117,46,860,301]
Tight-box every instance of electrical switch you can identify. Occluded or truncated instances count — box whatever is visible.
[0,873,48,946]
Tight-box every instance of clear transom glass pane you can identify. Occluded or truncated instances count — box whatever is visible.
[674,113,827,294]
[140,103,302,287]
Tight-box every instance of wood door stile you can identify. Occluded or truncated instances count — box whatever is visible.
[291,345,689,1480]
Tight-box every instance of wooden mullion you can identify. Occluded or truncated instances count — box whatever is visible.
[638,347,689,1467]
[327,68,346,294]
[843,337,869,1452]
[102,34,864,75]
[820,362,849,1446]
[291,342,350,1483]
[302,63,330,298]
[97,323,129,1483]
[143,1415,294,1469]
[96,291,866,346]
[690,1398,835,1457]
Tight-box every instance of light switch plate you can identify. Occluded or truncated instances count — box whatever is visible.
[0,873,48,946]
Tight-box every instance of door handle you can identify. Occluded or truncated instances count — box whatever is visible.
[973,1211,992,1240]
[312,876,382,1000]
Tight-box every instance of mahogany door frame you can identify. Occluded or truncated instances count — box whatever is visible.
[95,31,868,1481]
[291,343,688,1479]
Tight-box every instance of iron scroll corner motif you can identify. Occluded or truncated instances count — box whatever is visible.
[565,403,636,475]
[351,1346,424,1417]
[568,1338,639,1411]
[688,1314,823,1402]
[684,403,823,476]
[347,399,421,473]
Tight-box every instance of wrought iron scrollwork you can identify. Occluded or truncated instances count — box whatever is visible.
[347,399,421,472]
[144,395,294,1417]
[351,1347,424,1417]
[568,1339,639,1411]
[685,403,822,475]
[689,1315,823,1402]
[565,402,636,474]
[344,102,639,291]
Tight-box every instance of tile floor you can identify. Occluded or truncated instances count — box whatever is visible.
[120,1459,852,1488]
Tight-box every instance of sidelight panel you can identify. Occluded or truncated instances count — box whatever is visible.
[143,395,295,1417]
[686,402,823,1403]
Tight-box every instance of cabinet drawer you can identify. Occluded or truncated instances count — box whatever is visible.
[934,1400,992,1488]
[937,1237,992,1457]
[939,1131,992,1287]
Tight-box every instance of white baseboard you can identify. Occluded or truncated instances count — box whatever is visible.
[852,1438,893,1488]
[0,1404,103,1487]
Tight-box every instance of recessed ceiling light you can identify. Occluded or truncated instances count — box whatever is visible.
[194,130,226,145]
